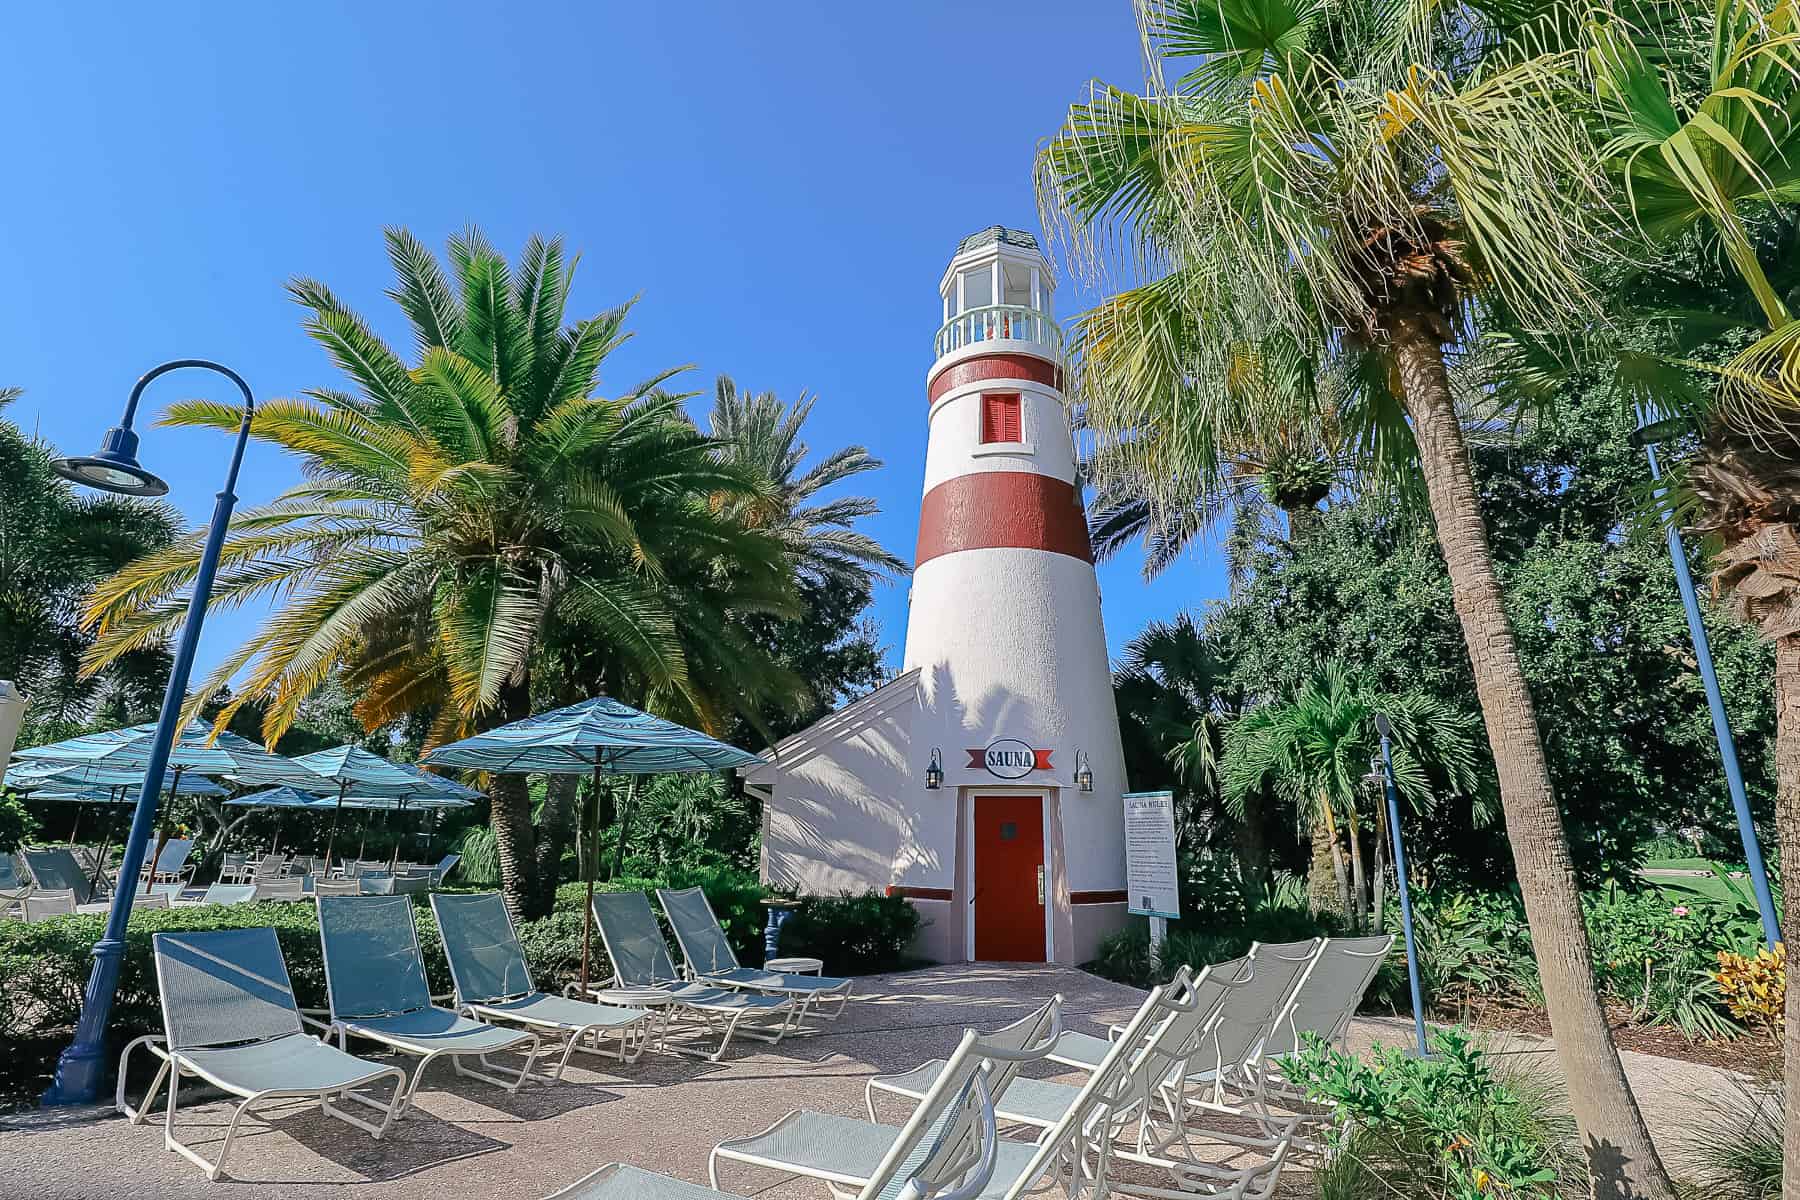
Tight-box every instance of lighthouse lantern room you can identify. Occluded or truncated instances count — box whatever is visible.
[745,226,1130,964]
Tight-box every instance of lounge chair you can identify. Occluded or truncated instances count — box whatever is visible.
[549,1044,1001,1200]
[317,894,542,1113]
[364,873,429,896]
[217,852,251,884]
[720,982,1298,1200]
[431,892,654,1075]
[587,891,798,1060]
[708,996,1060,1195]
[0,853,32,916]
[253,877,306,902]
[142,838,196,886]
[1040,939,1317,1072]
[116,927,406,1180]
[657,886,854,1021]
[314,878,363,897]
[200,883,257,906]
[23,889,78,921]
[23,847,100,904]
[428,853,461,886]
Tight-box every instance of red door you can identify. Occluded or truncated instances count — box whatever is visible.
[972,795,1046,962]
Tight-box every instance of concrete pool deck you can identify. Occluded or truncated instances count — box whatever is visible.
[0,963,1745,1198]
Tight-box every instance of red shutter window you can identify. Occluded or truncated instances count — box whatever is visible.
[980,394,1022,444]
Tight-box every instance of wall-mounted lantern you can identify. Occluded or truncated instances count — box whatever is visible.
[1074,749,1094,793]
[925,747,944,791]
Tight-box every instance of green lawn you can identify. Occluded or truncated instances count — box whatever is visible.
[1640,858,1755,907]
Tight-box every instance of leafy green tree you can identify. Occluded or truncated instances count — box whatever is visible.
[1223,661,1481,928]
[0,389,180,745]
[1037,3,1674,1186]
[704,376,899,745]
[81,228,792,920]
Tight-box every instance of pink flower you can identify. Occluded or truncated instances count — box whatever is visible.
[1671,906,1690,917]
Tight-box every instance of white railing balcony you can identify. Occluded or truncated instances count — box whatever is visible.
[934,304,1062,359]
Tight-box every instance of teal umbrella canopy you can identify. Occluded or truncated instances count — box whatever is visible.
[223,786,331,810]
[422,696,766,777]
[32,785,176,804]
[16,720,328,788]
[292,745,440,797]
[404,764,485,802]
[6,761,228,795]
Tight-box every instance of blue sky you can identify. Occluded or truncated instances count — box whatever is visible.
[2,1,1227,686]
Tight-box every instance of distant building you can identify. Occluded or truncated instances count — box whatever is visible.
[744,227,1129,964]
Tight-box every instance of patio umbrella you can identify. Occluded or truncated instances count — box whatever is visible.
[11,767,226,853]
[16,719,328,796]
[423,696,766,991]
[289,745,445,870]
[224,786,336,856]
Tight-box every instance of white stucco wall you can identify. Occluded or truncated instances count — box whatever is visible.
[902,546,1128,894]
[756,676,932,896]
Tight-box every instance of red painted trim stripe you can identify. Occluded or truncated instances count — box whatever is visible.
[1070,890,1129,905]
[887,885,954,901]
[928,353,1060,404]
[917,472,1093,566]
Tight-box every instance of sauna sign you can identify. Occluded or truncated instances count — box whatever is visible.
[966,740,1052,779]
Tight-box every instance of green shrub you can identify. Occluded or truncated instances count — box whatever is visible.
[776,891,922,975]
[0,791,38,855]
[1282,1028,1584,1200]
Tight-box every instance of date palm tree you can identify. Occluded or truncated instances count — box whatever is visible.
[706,376,906,589]
[1038,2,1674,1190]
[81,227,791,919]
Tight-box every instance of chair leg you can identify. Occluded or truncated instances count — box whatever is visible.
[116,1036,171,1124]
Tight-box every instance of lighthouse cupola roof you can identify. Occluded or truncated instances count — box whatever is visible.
[934,225,1059,363]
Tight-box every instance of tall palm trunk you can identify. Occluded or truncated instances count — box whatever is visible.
[1774,636,1800,1200]
[1344,807,1369,930]
[1391,313,1673,1198]
[532,774,579,918]
[1316,795,1352,920]
[487,681,538,923]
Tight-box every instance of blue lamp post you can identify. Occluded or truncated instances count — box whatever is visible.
[41,359,254,1106]
[1374,713,1430,1058]
[1630,405,1782,950]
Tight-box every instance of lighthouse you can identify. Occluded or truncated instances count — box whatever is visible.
[746,226,1130,964]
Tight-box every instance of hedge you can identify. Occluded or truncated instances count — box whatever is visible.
[0,868,921,1104]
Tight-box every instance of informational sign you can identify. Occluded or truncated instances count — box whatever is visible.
[1123,790,1180,921]
[965,740,1053,779]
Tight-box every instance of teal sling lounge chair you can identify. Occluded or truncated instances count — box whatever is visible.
[317,894,543,1114]
[588,890,798,1060]
[116,927,407,1180]
[656,885,854,1021]
[431,891,654,1076]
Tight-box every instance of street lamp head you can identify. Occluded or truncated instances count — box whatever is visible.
[1374,712,1393,742]
[51,425,169,497]
[1629,409,1692,449]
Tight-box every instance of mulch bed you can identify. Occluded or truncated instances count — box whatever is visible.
[1454,998,1781,1078]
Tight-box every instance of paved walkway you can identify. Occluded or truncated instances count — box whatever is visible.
[0,964,1749,1198]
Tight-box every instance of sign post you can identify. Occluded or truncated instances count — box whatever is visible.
[1123,790,1180,955]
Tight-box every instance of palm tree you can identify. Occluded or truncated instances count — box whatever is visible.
[1222,662,1480,928]
[706,376,906,590]
[1587,1,1800,1178]
[1037,3,1675,1191]
[1079,322,1354,583]
[82,228,792,920]
[1112,615,1242,867]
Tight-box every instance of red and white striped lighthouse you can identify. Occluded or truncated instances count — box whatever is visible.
[900,226,1130,963]
[748,226,1130,964]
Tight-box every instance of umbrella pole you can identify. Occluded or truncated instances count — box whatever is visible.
[580,763,600,996]
[87,789,120,893]
[391,799,404,871]
[324,783,347,873]
[69,802,85,848]
[145,765,183,895]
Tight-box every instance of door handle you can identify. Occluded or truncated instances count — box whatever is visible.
[1037,866,1046,906]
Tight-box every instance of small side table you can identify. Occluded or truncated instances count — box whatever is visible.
[761,897,802,961]
[765,956,824,976]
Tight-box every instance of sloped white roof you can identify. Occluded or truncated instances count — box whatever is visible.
[741,669,921,785]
